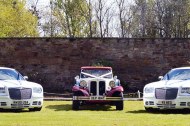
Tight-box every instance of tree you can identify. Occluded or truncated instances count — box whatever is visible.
[130,0,190,38]
[0,0,39,37]
[25,0,190,38]
[94,0,113,38]
[46,0,91,37]
[129,0,147,37]
[115,0,133,37]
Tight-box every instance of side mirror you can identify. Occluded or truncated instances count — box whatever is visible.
[23,76,28,80]
[158,76,163,80]
[75,75,79,80]
[114,76,117,80]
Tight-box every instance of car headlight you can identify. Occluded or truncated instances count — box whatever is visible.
[109,81,116,88]
[181,87,190,94]
[33,87,43,93]
[144,87,154,93]
[80,80,87,87]
[0,87,5,94]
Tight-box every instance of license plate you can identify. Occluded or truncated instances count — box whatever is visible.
[90,96,105,100]
[160,101,172,105]
[158,101,173,108]
[13,101,28,104]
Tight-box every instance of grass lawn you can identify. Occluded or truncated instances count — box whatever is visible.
[0,101,190,126]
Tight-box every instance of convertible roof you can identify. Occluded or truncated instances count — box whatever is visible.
[81,66,112,70]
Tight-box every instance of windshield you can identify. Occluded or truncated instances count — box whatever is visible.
[0,69,24,80]
[163,69,190,80]
[80,69,112,79]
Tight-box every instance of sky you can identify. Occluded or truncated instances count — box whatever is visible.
[27,0,50,11]
[36,0,50,8]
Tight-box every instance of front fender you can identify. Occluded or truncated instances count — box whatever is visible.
[107,86,124,97]
[72,85,89,96]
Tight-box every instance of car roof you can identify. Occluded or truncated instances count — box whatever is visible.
[0,67,15,70]
[172,67,190,70]
[81,66,112,70]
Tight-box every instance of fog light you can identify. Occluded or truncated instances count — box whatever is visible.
[38,101,42,105]
[145,101,149,105]
[187,102,190,106]
[149,101,154,105]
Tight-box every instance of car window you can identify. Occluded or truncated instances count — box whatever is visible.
[163,69,190,80]
[0,69,24,80]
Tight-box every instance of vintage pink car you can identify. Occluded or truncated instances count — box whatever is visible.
[72,66,124,110]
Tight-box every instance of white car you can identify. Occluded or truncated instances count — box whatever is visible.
[143,67,190,111]
[0,67,43,111]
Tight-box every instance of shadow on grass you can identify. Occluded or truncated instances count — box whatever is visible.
[46,104,115,111]
[0,109,30,113]
[128,109,190,114]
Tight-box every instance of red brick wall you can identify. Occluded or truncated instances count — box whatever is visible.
[0,38,189,93]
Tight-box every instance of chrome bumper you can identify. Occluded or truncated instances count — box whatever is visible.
[73,96,123,101]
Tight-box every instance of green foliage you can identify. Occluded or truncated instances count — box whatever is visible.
[91,59,113,67]
[0,0,39,37]
[131,0,190,38]
[52,0,91,37]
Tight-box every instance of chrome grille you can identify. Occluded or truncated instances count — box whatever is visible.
[90,81,106,96]
[155,88,178,100]
[90,81,97,95]
[99,81,105,95]
[9,88,32,100]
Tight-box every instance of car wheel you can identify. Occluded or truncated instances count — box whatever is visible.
[72,100,80,110]
[29,107,42,112]
[72,91,83,110]
[116,101,124,110]
[113,92,124,110]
